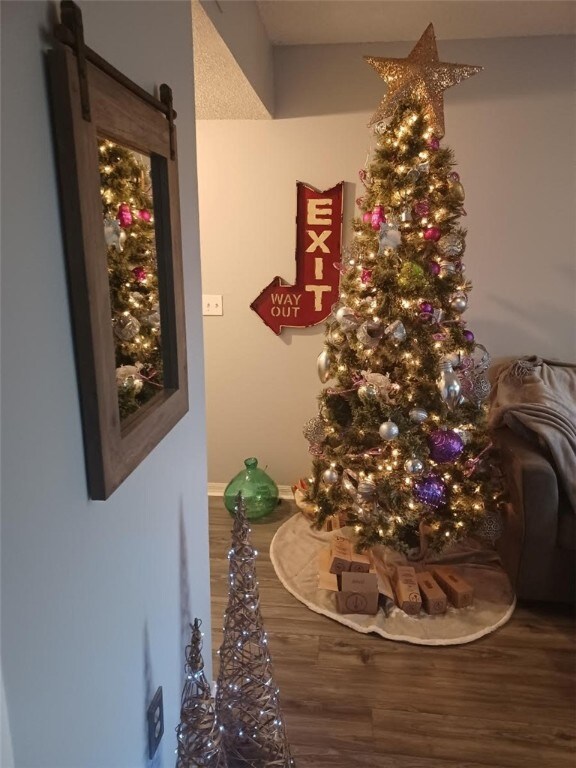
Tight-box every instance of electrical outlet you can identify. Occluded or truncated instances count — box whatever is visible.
[147,686,164,759]
[202,294,223,316]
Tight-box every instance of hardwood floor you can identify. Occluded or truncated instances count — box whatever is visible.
[209,497,576,768]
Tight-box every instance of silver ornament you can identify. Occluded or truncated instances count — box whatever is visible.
[416,160,430,174]
[317,349,332,382]
[342,469,358,496]
[477,510,503,543]
[378,221,402,251]
[116,364,143,393]
[353,499,376,522]
[362,371,398,403]
[328,328,345,346]
[442,350,461,368]
[472,374,491,404]
[113,313,140,341]
[142,303,161,329]
[406,168,420,183]
[336,306,361,332]
[358,383,380,402]
[104,217,127,252]
[330,301,343,320]
[439,260,457,277]
[357,479,377,499]
[404,458,424,474]
[437,361,462,411]
[438,233,464,258]
[409,407,428,423]
[322,468,339,485]
[472,343,491,373]
[385,319,407,343]
[357,319,383,348]
[400,207,413,223]
[449,292,468,313]
[432,308,446,325]
[122,375,143,393]
[303,417,327,444]
[379,420,399,441]
[453,427,470,445]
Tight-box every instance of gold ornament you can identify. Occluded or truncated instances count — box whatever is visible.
[450,180,466,202]
[364,23,483,137]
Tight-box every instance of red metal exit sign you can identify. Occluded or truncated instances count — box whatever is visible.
[250,181,344,335]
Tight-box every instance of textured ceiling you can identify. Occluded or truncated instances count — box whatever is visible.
[193,0,575,120]
[192,1,271,119]
[256,1,576,45]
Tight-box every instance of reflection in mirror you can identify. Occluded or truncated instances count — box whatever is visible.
[98,138,164,420]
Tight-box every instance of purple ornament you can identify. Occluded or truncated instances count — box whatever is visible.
[448,171,460,182]
[138,208,151,222]
[428,261,441,276]
[428,429,464,463]
[424,226,441,242]
[363,212,372,224]
[463,329,475,343]
[428,137,440,151]
[419,301,433,315]
[413,475,447,508]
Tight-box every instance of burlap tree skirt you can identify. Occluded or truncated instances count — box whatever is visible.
[270,513,515,646]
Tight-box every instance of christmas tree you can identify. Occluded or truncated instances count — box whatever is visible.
[176,618,228,768]
[98,139,163,418]
[303,25,504,554]
[215,494,295,767]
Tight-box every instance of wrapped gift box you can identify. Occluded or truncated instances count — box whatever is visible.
[417,571,447,615]
[432,566,474,608]
[349,550,372,573]
[329,536,352,574]
[335,571,379,615]
[318,548,379,615]
[393,565,422,616]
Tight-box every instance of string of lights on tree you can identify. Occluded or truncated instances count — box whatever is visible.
[175,618,228,767]
[303,25,505,554]
[99,139,163,419]
[215,494,295,767]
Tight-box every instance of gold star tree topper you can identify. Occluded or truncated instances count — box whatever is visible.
[365,23,482,137]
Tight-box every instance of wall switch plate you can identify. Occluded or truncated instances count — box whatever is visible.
[202,294,223,316]
[147,686,164,759]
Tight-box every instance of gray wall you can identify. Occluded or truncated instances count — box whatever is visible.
[197,35,576,488]
[1,2,211,765]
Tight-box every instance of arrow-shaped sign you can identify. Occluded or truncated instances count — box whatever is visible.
[250,181,344,335]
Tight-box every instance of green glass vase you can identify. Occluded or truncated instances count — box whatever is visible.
[224,458,279,520]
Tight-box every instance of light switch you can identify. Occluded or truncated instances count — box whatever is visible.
[202,294,223,316]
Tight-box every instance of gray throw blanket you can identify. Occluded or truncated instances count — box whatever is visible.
[489,356,576,512]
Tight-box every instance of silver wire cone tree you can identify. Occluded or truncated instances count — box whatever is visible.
[176,618,228,767]
[215,493,295,767]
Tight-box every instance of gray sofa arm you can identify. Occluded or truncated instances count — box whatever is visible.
[493,427,574,601]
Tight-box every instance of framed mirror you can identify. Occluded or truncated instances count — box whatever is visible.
[48,1,188,499]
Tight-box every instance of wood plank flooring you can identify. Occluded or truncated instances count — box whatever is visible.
[209,498,576,768]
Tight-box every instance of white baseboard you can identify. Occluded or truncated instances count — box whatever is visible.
[208,482,293,500]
